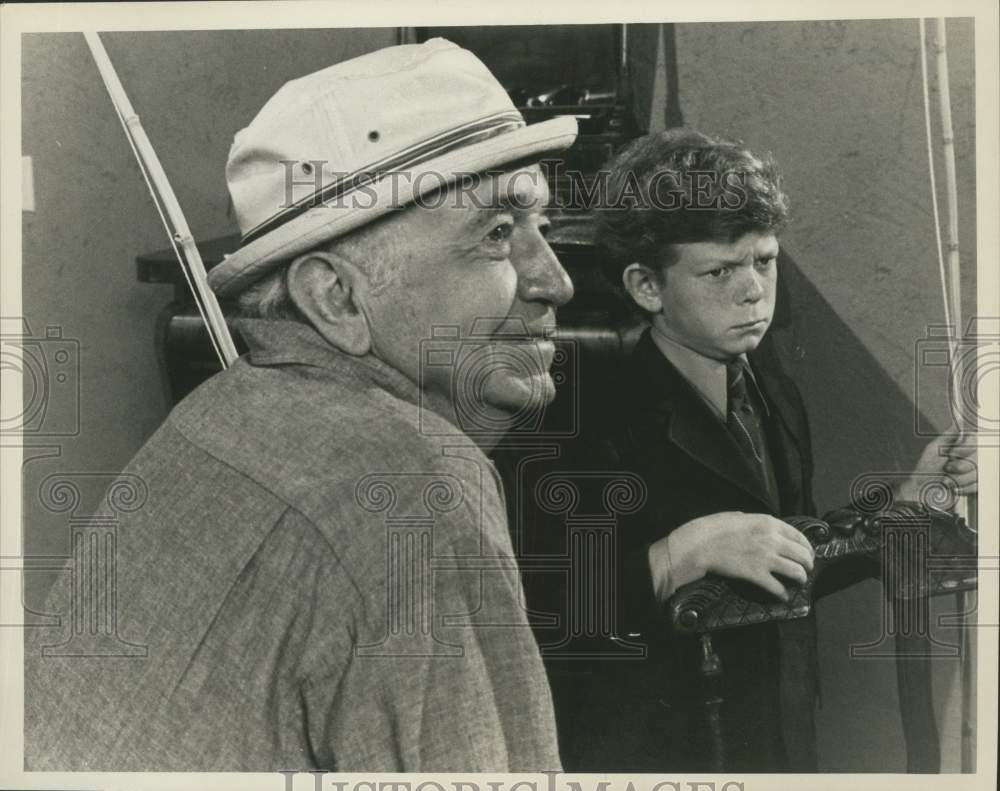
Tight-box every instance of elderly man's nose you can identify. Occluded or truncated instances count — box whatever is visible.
[519,239,574,307]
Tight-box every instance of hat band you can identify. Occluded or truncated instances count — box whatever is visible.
[239,110,526,248]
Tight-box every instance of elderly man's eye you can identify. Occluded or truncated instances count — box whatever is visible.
[487,222,513,243]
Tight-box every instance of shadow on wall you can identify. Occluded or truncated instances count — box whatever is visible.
[771,251,967,773]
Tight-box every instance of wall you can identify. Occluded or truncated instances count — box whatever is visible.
[675,18,976,421]
[20,28,398,558]
[674,18,976,771]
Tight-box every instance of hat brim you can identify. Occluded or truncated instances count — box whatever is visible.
[209,115,578,298]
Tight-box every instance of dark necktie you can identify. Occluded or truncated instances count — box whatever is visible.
[726,361,767,474]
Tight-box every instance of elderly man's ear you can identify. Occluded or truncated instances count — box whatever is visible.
[287,251,372,356]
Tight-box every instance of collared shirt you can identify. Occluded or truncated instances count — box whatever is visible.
[26,318,560,773]
[649,323,770,421]
[648,322,780,509]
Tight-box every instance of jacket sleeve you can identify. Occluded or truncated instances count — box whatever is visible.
[594,419,669,640]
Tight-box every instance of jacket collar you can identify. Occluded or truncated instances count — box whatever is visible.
[236,317,425,410]
[649,323,771,421]
[630,328,795,511]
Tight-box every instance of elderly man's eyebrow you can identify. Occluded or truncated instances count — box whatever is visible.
[465,178,549,230]
[471,193,548,211]
[500,196,551,213]
[468,204,511,230]
[503,179,549,209]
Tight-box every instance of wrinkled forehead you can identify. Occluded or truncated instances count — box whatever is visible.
[450,162,550,213]
[658,230,779,271]
[391,162,551,233]
[491,164,550,209]
[690,231,778,257]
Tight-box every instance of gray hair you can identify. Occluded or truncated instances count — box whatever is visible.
[233,214,403,320]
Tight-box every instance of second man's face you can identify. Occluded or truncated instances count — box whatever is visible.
[651,231,779,361]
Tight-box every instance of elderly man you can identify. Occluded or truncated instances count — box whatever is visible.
[26,39,575,772]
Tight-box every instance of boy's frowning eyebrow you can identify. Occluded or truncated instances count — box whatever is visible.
[712,254,779,267]
[705,243,780,267]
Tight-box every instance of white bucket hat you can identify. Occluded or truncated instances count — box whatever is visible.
[208,38,578,297]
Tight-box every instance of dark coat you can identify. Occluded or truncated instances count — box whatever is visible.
[534,328,820,772]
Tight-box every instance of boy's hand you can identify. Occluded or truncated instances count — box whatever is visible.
[649,511,815,603]
[896,432,977,504]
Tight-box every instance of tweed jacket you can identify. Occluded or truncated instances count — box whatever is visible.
[25,319,560,772]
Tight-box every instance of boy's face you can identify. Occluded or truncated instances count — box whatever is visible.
[647,231,779,361]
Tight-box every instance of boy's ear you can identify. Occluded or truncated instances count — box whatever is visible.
[287,250,372,356]
[622,262,665,314]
